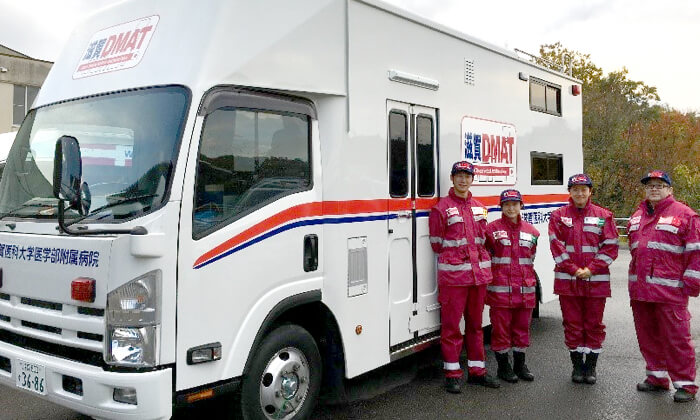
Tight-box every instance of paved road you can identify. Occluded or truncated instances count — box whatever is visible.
[3,250,700,419]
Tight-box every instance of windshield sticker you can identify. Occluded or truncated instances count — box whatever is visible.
[0,244,99,267]
[74,15,159,79]
[82,144,133,167]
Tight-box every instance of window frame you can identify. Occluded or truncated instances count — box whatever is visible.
[529,77,562,117]
[530,151,563,185]
[192,88,315,240]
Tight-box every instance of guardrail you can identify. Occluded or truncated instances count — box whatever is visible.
[614,217,629,238]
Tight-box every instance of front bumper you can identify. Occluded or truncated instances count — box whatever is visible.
[0,340,172,420]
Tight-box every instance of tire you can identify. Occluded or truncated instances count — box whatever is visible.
[532,272,542,319]
[241,325,322,420]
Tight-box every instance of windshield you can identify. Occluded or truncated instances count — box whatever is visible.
[0,86,190,222]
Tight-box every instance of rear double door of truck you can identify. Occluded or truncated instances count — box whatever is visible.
[387,100,441,351]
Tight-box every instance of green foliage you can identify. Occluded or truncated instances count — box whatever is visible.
[537,44,698,216]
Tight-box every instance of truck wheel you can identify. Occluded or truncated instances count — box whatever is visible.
[241,325,322,420]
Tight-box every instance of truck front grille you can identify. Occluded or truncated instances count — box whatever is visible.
[0,292,105,366]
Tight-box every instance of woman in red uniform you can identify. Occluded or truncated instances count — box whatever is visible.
[486,189,539,382]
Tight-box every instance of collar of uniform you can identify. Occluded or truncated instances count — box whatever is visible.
[567,197,591,212]
[501,213,521,228]
[643,194,675,215]
[448,187,472,202]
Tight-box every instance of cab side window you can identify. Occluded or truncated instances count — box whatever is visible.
[193,107,311,238]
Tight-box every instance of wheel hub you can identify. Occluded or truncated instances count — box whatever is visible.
[259,347,310,419]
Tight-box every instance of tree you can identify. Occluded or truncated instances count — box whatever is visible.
[533,44,699,217]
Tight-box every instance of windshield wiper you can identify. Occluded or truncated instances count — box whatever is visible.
[81,193,158,220]
[0,199,64,220]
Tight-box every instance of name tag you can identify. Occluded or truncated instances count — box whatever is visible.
[630,216,641,225]
[519,232,536,244]
[561,217,573,227]
[446,207,460,217]
[472,207,487,221]
[584,217,604,226]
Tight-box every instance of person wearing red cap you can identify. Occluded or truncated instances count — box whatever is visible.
[548,173,619,385]
[485,189,539,383]
[429,161,499,393]
[628,170,700,403]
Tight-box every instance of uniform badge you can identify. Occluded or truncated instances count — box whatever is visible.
[629,216,641,225]
[561,217,573,227]
[446,207,459,217]
[494,230,508,240]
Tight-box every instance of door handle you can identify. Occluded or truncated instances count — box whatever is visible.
[396,211,412,219]
[303,234,318,272]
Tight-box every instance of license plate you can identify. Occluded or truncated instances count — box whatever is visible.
[16,359,47,395]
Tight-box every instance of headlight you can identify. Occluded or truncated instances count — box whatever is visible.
[105,271,161,367]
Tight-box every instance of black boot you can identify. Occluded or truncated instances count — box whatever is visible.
[584,353,598,384]
[495,352,518,383]
[513,351,534,381]
[444,377,461,394]
[570,352,584,383]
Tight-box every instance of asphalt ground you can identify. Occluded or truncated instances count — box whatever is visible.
[3,250,700,419]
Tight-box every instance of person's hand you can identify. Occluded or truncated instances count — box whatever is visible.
[575,267,592,279]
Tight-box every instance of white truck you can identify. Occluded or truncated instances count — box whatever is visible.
[0,1,582,419]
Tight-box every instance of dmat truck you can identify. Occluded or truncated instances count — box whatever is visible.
[0,0,582,418]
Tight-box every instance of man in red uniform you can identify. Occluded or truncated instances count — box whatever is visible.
[429,161,499,393]
[486,189,539,383]
[628,170,700,403]
[548,174,618,385]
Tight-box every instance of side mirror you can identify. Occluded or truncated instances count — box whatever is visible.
[53,136,82,210]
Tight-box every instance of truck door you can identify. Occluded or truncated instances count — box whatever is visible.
[387,100,440,350]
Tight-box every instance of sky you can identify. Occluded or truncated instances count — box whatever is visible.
[0,0,698,113]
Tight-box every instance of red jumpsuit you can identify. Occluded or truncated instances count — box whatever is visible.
[485,216,539,353]
[628,195,700,393]
[548,199,619,354]
[429,188,492,379]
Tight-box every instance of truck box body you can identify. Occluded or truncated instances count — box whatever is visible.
[0,1,582,418]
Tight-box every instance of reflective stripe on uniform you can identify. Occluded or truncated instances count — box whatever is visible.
[492,257,511,264]
[583,226,602,234]
[589,275,610,282]
[521,286,536,293]
[479,261,491,269]
[487,285,512,293]
[595,254,614,265]
[582,245,599,253]
[519,258,533,265]
[647,370,668,378]
[601,238,619,246]
[629,274,638,282]
[673,381,697,388]
[444,362,461,370]
[656,224,679,234]
[683,269,700,280]
[630,241,639,250]
[520,240,534,248]
[447,216,464,226]
[555,272,574,280]
[438,262,472,272]
[467,360,485,368]
[566,245,575,253]
[554,253,570,264]
[442,238,468,248]
[549,234,565,246]
[512,347,527,353]
[686,242,700,252]
[430,236,443,245]
[474,237,486,245]
[646,276,683,288]
[647,241,684,254]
